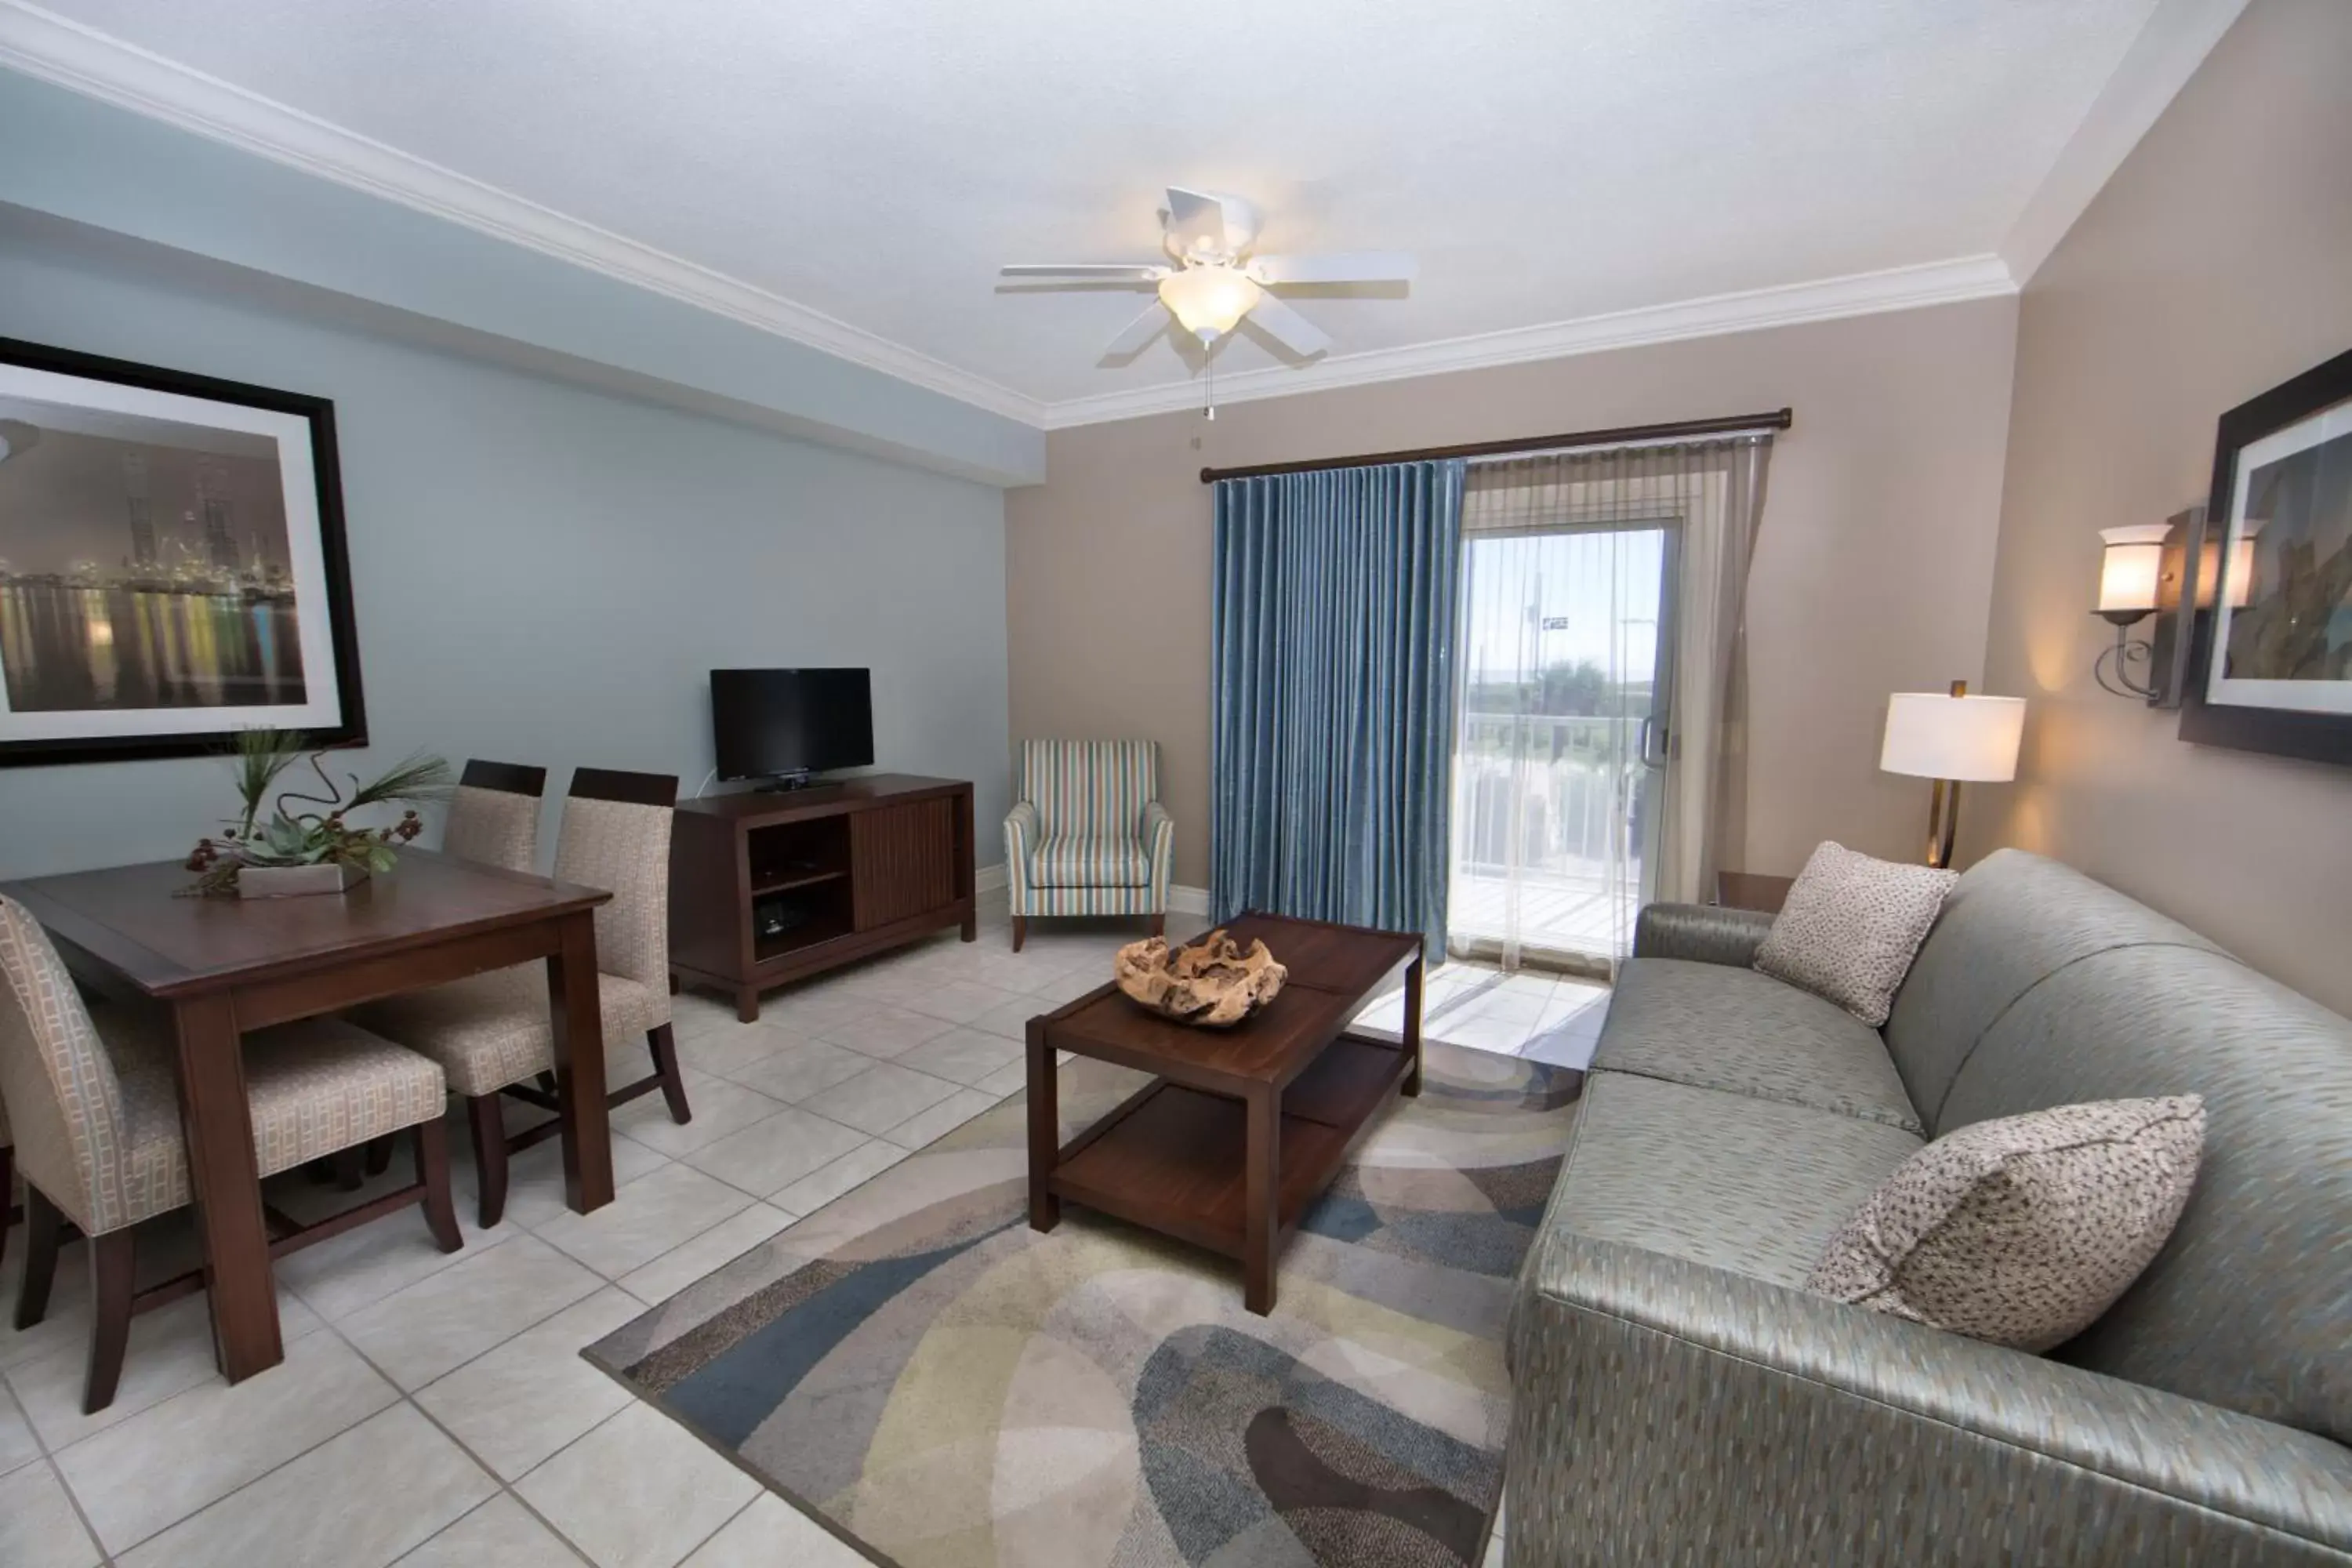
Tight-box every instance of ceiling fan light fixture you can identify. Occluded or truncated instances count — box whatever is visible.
[1158,264,1260,344]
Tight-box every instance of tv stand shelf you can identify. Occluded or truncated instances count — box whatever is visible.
[669,774,975,1022]
[749,868,848,897]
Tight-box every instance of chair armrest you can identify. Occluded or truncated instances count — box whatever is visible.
[1508,1229,2352,1563]
[1141,802,1174,906]
[1631,901,1775,967]
[1003,801,1040,898]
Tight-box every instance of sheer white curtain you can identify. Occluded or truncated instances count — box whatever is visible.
[1447,436,1773,974]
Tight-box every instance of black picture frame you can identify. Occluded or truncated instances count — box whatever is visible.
[2178,345,2352,766]
[0,336,366,768]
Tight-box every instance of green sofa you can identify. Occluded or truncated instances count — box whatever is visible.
[1505,848,2352,1564]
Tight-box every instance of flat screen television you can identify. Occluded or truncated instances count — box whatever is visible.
[710,668,873,785]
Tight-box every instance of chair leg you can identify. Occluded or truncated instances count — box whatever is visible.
[363,1136,394,1178]
[647,1024,691,1124]
[1149,912,1165,938]
[14,1185,61,1332]
[466,1095,510,1229]
[1011,915,1026,953]
[0,1142,13,1278]
[83,1229,135,1415]
[415,1119,463,1254]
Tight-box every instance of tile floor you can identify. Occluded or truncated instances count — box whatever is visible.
[1,906,1590,1566]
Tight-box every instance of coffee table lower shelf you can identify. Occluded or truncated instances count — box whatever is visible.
[1040,1033,1412,1290]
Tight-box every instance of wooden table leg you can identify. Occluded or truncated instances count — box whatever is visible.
[172,994,283,1381]
[546,910,614,1214]
[1402,953,1425,1098]
[1244,1084,1279,1315]
[1026,1020,1059,1232]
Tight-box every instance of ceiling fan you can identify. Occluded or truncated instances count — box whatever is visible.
[1000,186,1416,363]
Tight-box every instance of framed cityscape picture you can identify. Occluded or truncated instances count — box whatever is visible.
[0,336,365,767]
[2180,345,2352,766]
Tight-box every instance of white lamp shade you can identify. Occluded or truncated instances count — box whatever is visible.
[1158,264,1261,343]
[1881,692,2026,782]
[2097,524,2170,615]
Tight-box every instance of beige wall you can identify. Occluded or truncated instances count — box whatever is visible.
[1969,0,2352,1014]
[1008,297,2020,887]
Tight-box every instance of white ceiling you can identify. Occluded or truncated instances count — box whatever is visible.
[19,0,2173,416]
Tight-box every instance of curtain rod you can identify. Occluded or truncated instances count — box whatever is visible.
[1196,408,1792,485]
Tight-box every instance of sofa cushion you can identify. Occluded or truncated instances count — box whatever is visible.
[1596,958,1923,1132]
[1882,848,2228,1132]
[1806,1095,2206,1352]
[1755,841,1956,1026]
[1029,833,1150,888]
[1541,1073,1924,1288]
[1936,941,2352,1444]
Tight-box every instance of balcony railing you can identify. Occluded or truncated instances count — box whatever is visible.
[1450,710,1649,960]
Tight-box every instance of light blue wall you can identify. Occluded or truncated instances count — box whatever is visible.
[0,233,1012,877]
[0,70,1044,486]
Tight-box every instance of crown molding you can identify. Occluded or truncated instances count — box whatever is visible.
[1038,255,2017,429]
[8,0,2201,441]
[0,1,1047,426]
[1998,0,2246,286]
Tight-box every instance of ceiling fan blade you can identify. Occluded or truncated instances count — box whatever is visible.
[1247,252,1417,286]
[1163,187,1229,257]
[1000,263,1167,281]
[1101,303,1171,359]
[1243,291,1331,358]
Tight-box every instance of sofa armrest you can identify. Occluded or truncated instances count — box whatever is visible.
[1631,901,1775,967]
[1003,801,1040,902]
[1508,1229,2352,1563]
[1141,802,1174,906]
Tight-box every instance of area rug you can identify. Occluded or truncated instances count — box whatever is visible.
[586,1042,1580,1567]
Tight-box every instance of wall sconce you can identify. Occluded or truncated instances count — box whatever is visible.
[2093,524,2169,698]
[2092,505,2244,706]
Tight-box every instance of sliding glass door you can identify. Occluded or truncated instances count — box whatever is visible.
[1448,520,1676,974]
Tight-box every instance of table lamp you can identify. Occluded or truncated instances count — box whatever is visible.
[1879,681,2027,869]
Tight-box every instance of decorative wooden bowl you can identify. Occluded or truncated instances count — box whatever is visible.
[1114,928,1288,1028]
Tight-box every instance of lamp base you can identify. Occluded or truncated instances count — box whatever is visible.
[1924,779,1962,869]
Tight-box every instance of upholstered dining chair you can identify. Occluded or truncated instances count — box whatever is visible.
[1003,739,1173,952]
[323,757,551,1193]
[441,758,550,875]
[354,768,687,1226]
[0,895,461,1413]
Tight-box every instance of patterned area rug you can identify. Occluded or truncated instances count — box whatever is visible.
[586,1042,1580,1567]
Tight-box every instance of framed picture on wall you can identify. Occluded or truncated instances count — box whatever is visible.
[0,336,365,767]
[2180,344,2352,766]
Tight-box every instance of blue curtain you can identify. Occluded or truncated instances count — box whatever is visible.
[1210,459,1465,953]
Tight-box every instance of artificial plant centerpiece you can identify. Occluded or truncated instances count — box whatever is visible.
[183,728,454,898]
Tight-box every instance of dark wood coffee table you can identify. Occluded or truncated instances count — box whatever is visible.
[1025,912,1424,1314]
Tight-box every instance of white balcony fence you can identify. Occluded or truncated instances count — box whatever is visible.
[1449,710,1650,962]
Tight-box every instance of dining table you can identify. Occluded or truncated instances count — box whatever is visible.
[0,848,617,1383]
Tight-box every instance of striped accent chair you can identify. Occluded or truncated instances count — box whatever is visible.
[1004,739,1173,951]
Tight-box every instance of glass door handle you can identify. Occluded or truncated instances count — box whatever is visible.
[1639,717,1669,767]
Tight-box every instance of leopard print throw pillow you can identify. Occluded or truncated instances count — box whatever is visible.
[1754,840,1956,1025]
[1806,1096,2206,1351]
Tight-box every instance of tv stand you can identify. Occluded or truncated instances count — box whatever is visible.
[668,774,975,1022]
[755,771,816,793]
